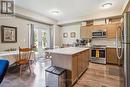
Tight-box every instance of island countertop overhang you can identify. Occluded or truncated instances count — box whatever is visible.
[45,47,90,55]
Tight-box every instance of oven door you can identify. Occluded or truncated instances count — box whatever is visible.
[91,48,106,58]
[91,48,106,64]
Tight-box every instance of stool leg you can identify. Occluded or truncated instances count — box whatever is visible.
[29,63,31,74]
[20,65,22,77]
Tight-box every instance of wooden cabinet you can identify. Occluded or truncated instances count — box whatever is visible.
[72,55,78,83]
[82,52,86,72]
[80,25,106,39]
[92,25,107,32]
[77,50,90,77]
[72,49,90,84]
[85,50,90,68]
[106,48,120,65]
[49,48,90,87]
[77,53,82,76]
[80,26,92,38]
[80,23,121,39]
[106,23,121,38]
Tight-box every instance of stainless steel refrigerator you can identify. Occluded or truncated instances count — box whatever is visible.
[116,12,130,87]
[124,12,130,87]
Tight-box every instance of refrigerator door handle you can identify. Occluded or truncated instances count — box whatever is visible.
[116,26,124,59]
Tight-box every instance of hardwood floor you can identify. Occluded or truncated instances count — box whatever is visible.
[73,63,124,87]
[1,59,123,87]
[1,59,51,87]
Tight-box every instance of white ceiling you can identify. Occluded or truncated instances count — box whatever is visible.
[15,0,127,22]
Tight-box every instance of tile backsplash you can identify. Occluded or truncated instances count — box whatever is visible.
[91,38,117,46]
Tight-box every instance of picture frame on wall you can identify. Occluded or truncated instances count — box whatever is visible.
[63,32,68,38]
[1,25,17,43]
[70,32,76,38]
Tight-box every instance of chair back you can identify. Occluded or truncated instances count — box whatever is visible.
[18,47,32,62]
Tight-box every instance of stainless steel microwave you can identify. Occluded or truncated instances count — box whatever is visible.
[92,31,106,38]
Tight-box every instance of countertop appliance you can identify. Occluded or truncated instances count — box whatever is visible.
[75,38,91,47]
[90,45,106,64]
[92,30,106,38]
[116,13,130,87]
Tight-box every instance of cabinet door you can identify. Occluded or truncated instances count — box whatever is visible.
[83,51,86,71]
[83,50,90,71]
[80,26,92,38]
[86,50,90,68]
[80,27,87,38]
[82,50,89,71]
[77,53,82,76]
[106,48,118,64]
[92,25,106,32]
[81,52,85,72]
[106,23,121,38]
[72,55,78,83]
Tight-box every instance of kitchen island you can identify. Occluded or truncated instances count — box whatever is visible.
[46,47,90,87]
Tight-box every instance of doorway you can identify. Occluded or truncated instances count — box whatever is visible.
[34,28,50,58]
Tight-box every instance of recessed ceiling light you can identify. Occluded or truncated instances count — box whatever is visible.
[102,3,112,9]
[50,9,61,15]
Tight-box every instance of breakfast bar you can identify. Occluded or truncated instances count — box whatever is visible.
[46,47,90,87]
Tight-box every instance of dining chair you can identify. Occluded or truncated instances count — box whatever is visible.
[16,47,32,77]
[45,50,53,66]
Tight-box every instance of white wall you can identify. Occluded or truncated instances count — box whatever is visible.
[53,25,62,47]
[0,17,50,51]
[0,5,58,51]
[61,23,81,44]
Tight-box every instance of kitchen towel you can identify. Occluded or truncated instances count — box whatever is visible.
[96,49,99,58]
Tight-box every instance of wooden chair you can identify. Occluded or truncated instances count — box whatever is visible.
[16,47,32,77]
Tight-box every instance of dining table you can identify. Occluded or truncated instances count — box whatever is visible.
[0,51,36,65]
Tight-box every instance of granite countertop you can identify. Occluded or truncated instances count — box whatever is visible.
[46,47,89,55]
[107,46,117,48]
[106,46,121,48]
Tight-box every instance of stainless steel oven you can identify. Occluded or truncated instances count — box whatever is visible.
[90,45,106,64]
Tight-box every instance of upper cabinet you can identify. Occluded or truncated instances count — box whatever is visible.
[80,26,92,38]
[106,23,121,38]
[92,25,106,32]
[80,23,121,39]
[80,17,122,39]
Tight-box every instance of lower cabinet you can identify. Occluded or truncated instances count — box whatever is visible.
[72,55,78,83]
[72,49,90,84]
[77,53,82,76]
[106,48,120,65]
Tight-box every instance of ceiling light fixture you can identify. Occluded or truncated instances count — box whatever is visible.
[50,9,61,15]
[102,3,112,9]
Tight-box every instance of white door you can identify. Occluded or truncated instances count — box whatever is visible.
[34,28,50,57]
